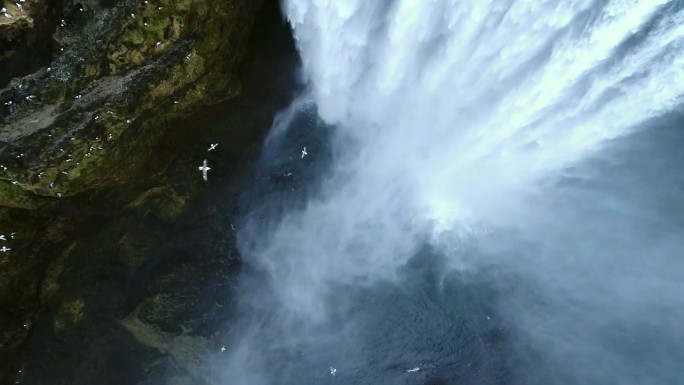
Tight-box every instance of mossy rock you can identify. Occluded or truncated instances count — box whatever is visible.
[126,186,187,219]
[120,315,210,377]
[0,181,49,209]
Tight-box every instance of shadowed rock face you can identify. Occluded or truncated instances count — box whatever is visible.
[0,0,269,204]
[0,1,300,383]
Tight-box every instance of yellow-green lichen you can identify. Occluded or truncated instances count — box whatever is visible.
[0,180,46,208]
[148,55,206,100]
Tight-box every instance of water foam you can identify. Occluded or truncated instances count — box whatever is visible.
[225,2,684,383]
[276,0,684,266]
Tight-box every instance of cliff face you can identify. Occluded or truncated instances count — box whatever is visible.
[0,1,300,383]
[1,0,264,203]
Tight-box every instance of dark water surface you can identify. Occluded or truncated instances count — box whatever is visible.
[221,93,684,384]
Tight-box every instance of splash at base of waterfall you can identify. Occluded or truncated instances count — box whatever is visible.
[218,2,684,384]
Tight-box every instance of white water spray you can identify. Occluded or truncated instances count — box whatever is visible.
[284,0,684,226]
[224,2,684,384]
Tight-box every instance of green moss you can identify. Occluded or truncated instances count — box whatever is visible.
[4,0,262,201]
[109,47,147,71]
[126,186,187,220]
[173,0,195,13]
[121,28,145,45]
[148,54,205,99]
[0,181,46,209]
[147,14,171,33]
[84,64,101,77]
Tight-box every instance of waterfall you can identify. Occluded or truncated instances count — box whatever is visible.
[221,2,684,384]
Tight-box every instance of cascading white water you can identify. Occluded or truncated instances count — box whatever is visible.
[284,0,684,228]
[222,1,684,384]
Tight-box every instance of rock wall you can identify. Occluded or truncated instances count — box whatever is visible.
[1,0,265,204]
[0,1,300,383]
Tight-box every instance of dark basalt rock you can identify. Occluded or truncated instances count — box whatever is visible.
[0,0,266,203]
[0,0,300,383]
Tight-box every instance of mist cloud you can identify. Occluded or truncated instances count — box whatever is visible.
[218,1,684,384]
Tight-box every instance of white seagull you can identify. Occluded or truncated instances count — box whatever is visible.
[0,246,10,253]
[207,143,218,151]
[301,146,307,159]
[406,367,420,373]
[0,235,5,241]
[330,366,336,376]
[220,346,226,352]
[199,159,210,182]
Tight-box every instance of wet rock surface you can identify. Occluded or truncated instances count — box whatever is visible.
[0,0,271,203]
[0,0,300,383]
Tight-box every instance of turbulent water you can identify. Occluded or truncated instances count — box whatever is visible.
[218,2,684,384]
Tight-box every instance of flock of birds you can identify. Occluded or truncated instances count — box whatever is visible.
[3,2,418,378]
[0,232,16,253]
[325,365,420,377]
[198,143,218,182]
[198,145,308,182]
[2,0,184,195]
[0,125,114,198]
[1,0,26,20]
[4,0,295,192]
[5,1,376,382]
[203,141,428,380]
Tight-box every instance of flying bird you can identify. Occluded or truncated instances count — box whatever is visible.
[0,246,10,252]
[199,159,211,182]
[330,366,336,376]
[208,143,218,151]
[301,146,307,158]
